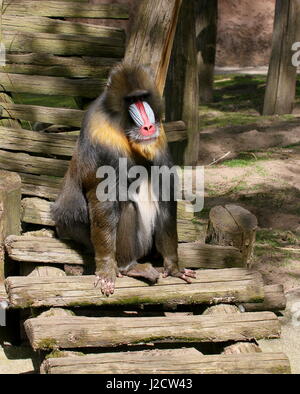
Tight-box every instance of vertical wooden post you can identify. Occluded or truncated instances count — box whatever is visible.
[0,171,21,280]
[165,0,199,166]
[196,0,218,104]
[263,0,300,115]
[124,0,182,95]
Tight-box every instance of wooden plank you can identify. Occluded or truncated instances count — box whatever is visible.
[165,0,199,166]
[0,93,22,129]
[178,242,243,269]
[2,16,125,40]
[0,73,105,98]
[40,349,291,374]
[0,150,68,177]
[0,127,77,157]
[3,1,129,19]
[124,0,182,94]
[20,174,62,201]
[3,31,124,57]
[24,312,280,350]
[5,268,264,308]
[5,234,243,269]
[0,102,84,128]
[5,54,117,78]
[0,172,21,280]
[263,0,300,115]
[241,284,286,312]
[21,198,55,226]
[0,122,187,158]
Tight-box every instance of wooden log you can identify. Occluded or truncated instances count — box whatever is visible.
[40,349,290,374]
[3,1,129,19]
[124,0,182,94]
[4,54,117,78]
[0,127,77,157]
[0,150,69,177]
[0,171,21,280]
[0,102,84,128]
[263,0,300,115]
[20,174,62,201]
[165,0,200,166]
[196,0,218,103]
[205,205,258,267]
[5,268,264,308]
[20,197,199,243]
[203,304,262,354]
[6,232,244,270]
[0,122,187,158]
[241,284,286,312]
[2,16,125,40]
[24,311,280,350]
[3,31,124,58]
[0,93,22,129]
[4,234,244,270]
[0,73,105,98]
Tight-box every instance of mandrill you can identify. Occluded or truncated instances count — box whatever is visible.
[52,63,195,296]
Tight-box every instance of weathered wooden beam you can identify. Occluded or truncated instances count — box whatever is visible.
[196,0,218,104]
[165,0,200,166]
[0,150,69,177]
[241,284,286,313]
[3,1,129,19]
[0,127,76,157]
[205,205,258,267]
[5,268,264,309]
[4,54,117,78]
[0,172,21,280]
[5,234,243,269]
[124,0,182,94]
[2,16,125,40]
[40,349,291,374]
[263,0,300,115]
[0,122,187,159]
[3,31,124,58]
[0,102,84,128]
[20,174,62,201]
[203,304,262,354]
[24,311,280,350]
[0,73,105,98]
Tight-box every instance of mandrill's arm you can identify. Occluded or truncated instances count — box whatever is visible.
[87,188,120,296]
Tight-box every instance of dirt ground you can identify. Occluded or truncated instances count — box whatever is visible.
[198,144,300,292]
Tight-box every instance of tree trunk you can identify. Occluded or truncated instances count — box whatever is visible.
[196,0,218,104]
[263,0,300,115]
[165,0,199,166]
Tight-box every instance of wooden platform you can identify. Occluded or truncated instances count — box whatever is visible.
[40,349,291,374]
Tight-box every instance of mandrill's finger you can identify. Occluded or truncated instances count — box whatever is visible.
[182,269,196,278]
[94,275,101,288]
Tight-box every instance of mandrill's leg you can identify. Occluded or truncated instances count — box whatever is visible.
[88,190,120,296]
[155,202,196,283]
[116,202,160,284]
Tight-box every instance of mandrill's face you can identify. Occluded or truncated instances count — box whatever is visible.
[125,90,160,144]
[103,64,163,145]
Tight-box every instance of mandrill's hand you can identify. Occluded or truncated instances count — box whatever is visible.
[94,268,122,297]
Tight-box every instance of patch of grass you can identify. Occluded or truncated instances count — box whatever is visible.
[12,93,79,109]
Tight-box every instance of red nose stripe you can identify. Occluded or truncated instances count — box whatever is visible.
[135,101,150,125]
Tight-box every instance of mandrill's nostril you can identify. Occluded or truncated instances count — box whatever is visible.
[140,124,156,136]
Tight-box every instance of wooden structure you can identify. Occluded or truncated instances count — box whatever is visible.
[263,0,300,115]
[0,0,291,374]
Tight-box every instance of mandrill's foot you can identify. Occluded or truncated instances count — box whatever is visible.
[94,270,119,297]
[122,263,160,284]
[163,268,196,283]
